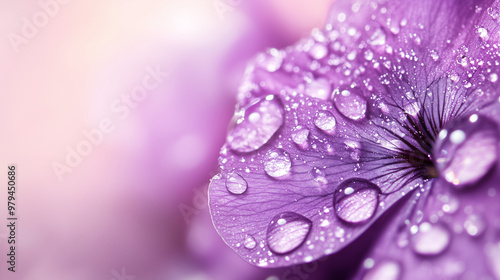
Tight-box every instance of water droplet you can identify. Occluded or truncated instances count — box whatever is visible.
[442,196,459,214]
[464,214,486,237]
[256,48,283,72]
[334,178,380,223]
[244,235,257,249]
[226,173,248,195]
[369,28,386,46]
[449,130,465,144]
[363,260,401,280]
[310,43,328,60]
[291,127,310,149]
[490,73,498,82]
[264,149,292,178]
[478,27,489,40]
[315,110,337,134]
[305,78,331,100]
[337,12,346,22]
[266,212,312,254]
[363,258,375,269]
[430,50,439,61]
[411,222,450,256]
[333,87,367,121]
[434,114,499,188]
[228,95,284,153]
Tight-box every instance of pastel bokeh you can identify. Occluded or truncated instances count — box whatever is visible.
[0,1,331,279]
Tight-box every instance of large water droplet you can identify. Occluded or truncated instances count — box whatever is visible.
[266,212,312,254]
[363,260,401,280]
[264,149,292,178]
[411,222,450,256]
[228,95,284,153]
[315,110,337,135]
[333,87,367,121]
[305,78,331,100]
[243,235,257,249]
[333,178,380,223]
[226,173,248,195]
[434,114,499,188]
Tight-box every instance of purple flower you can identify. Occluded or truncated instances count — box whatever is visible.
[208,0,500,278]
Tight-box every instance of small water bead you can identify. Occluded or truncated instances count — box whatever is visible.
[449,130,465,144]
[490,73,498,82]
[434,114,499,188]
[313,168,328,186]
[477,27,489,40]
[310,43,328,60]
[369,28,386,46]
[333,178,380,223]
[228,95,284,153]
[363,258,375,269]
[305,78,331,100]
[264,149,292,178]
[464,214,486,237]
[364,50,374,61]
[363,260,401,280]
[411,222,450,256]
[333,88,367,121]
[256,48,283,72]
[266,212,312,254]
[442,197,459,214]
[244,235,257,249]
[430,49,440,61]
[314,110,337,135]
[291,127,310,149]
[226,173,248,195]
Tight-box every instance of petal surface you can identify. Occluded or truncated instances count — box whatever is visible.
[209,0,500,267]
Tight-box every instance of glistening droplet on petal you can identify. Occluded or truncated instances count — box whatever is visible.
[243,235,257,249]
[226,173,248,195]
[464,214,486,237]
[291,126,310,149]
[266,212,312,254]
[264,149,292,178]
[305,78,332,100]
[228,95,284,153]
[411,222,450,256]
[309,43,328,60]
[369,28,386,46]
[314,110,337,135]
[434,114,499,188]
[256,48,283,72]
[333,178,380,223]
[333,87,367,121]
[363,260,402,280]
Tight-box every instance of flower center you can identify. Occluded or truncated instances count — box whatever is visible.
[396,115,438,180]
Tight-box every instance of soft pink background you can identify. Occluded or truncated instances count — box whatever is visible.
[0,1,331,279]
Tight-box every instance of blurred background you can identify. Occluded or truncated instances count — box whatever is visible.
[0,0,332,279]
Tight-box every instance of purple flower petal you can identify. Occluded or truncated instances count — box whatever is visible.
[356,163,500,279]
[209,0,500,269]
